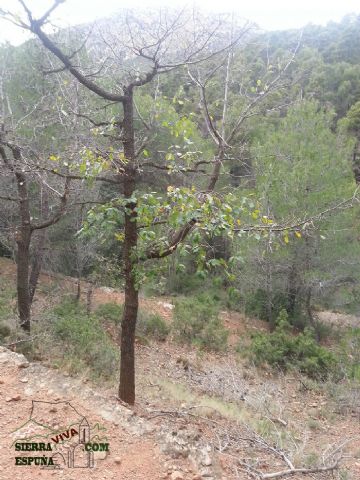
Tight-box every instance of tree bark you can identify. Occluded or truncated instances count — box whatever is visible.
[119,91,139,405]
[76,277,81,302]
[15,168,32,332]
[16,230,31,332]
[29,189,49,303]
[287,262,298,317]
[86,283,93,315]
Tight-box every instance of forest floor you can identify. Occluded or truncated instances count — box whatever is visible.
[0,257,360,480]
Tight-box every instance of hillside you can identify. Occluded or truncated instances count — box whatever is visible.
[1,258,360,479]
[1,5,360,479]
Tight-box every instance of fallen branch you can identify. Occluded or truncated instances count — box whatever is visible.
[3,333,44,347]
[260,460,340,479]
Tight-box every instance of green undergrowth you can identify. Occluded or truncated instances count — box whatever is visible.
[95,302,170,341]
[245,309,339,380]
[50,299,119,380]
[172,294,229,352]
[152,378,250,423]
[0,279,16,343]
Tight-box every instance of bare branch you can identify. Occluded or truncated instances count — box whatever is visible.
[226,33,302,144]
[235,188,360,233]
[146,219,196,259]
[0,194,17,202]
[31,176,70,230]
[41,167,122,185]
[17,1,126,103]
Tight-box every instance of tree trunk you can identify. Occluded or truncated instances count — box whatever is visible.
[16,230,31,332]
[15,167,32,332]
[76,276,81,302]
[287,262,298,317]
[266,267,274,331]
[119,91,139,405]
[29,189,49,303]
[305,286,320,341]
[352,140,360,184]
[28,230,46,304]
[86,283,93,315]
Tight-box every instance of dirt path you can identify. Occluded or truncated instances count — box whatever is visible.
[0,347,205,480]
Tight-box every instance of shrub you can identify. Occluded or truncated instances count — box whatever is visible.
[96,302,123,324]
[6,329,36,357]
[245,288,309,330]
[225,287,244,312]
[0,280,16,320]
[0,322,11,341]
[247,309,338,379]
[137,312,170,341]
[245,289,269,320]
[166,272,206,295]
[52,300,118,379]
[339,328,360,380]
[96,302,170,341]
[173,294,228,351]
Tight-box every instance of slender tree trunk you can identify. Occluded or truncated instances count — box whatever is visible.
[29,189,49,303]
[264,233,274,331]
[352,140,360,184]
[76,276,81,302]
[266,265,274,330]
[119,91,139,404]
[86,283,93,315]
[16,230,31,332]
[305,285,319,341]
[287,262,298,317]
[303,234,318,338]
[28,230,46,303]
[15,167,32,332]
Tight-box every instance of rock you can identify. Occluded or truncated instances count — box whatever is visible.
[6,395,21,402]
[20,378,28,383]
[201,454,212,467]
[114,457,122,465]
[192,476,202,480]
[170,471,184,480]
[200,467,213,477]
[18,361,30,368]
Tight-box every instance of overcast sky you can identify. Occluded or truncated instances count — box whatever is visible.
[1,0,360,45]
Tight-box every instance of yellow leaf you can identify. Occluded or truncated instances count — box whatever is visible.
[284,234,289,244]
[295,231,302,238]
